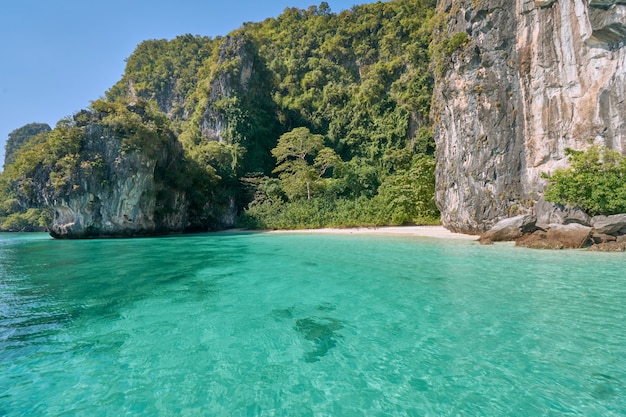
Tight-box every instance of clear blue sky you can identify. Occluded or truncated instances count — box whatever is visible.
[0,0,366,167]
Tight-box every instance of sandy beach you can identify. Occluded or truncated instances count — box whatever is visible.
[268,226,476,240]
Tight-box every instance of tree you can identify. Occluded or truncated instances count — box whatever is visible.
[271,127,340,200]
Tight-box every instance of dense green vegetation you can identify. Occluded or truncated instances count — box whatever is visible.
[4,123,51,169]
[1,0,441,232]
[543,146,626,216]
[0,124,53,231]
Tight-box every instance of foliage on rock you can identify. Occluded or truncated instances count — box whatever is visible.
[543,146,626,216]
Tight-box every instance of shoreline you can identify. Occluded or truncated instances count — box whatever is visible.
[267,225,476,240]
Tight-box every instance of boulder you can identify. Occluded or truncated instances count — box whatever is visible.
[591,214,626,235]
[515,224,592,249]
[534,198,591,227]
[547,224,593,249]
[479,215,537,244]
[516,231,565,250]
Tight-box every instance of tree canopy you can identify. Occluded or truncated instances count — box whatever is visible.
[271,127,340,201]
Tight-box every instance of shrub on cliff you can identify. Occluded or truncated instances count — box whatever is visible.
[543,145,626,216]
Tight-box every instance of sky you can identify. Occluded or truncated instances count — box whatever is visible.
[0,0,364,168]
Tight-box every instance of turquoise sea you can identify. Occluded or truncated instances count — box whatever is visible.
[0,232,624,416]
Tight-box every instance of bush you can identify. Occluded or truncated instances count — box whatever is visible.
[543,145,626,216]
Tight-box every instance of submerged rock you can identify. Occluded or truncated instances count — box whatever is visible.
[294,317,344,363]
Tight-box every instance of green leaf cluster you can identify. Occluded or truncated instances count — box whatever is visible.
[543,145,626,216]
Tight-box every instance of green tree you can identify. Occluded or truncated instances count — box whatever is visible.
[271,127,340,201]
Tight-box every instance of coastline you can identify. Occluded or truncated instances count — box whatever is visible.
[267,225,476,240]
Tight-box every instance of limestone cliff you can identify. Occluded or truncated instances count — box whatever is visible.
[198,35,256,143]
[47,104,189,238]
[433,0,626,233]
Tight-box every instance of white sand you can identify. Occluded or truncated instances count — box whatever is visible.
[268,226,476,240]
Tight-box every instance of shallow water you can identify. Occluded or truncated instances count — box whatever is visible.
[1,232,625,416]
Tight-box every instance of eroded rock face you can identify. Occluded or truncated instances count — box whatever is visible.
[49,123,188,239]
[199,35,255,143]
[433,0,626,233]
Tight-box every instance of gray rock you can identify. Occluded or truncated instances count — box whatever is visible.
[479,214,537,244]
[534,198,591,227]
[591,213,626,235]
[199,35,255,143]
[49,123,188,239]
[433,0,626,233]
[587,1,626,50]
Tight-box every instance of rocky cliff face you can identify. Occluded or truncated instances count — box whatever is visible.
[49,106,189,238]
[198,35,256,143]
[433,0,626,233]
